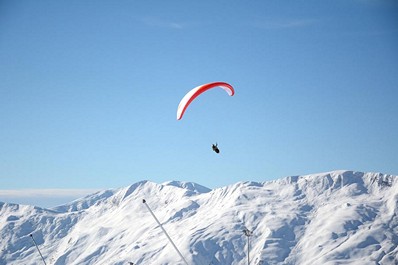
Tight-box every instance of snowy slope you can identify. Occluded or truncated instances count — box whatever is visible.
[0,171,397,265]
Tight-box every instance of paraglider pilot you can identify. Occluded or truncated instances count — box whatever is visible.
[212,143,220,154]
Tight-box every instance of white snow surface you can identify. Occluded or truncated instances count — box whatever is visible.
[1,171,397,265]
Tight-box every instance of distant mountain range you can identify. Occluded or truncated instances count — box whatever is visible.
[1,170,397,265]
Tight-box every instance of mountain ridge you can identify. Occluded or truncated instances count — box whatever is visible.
[1,170,397,264]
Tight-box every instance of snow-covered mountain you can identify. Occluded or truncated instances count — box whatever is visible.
[1,171,397,265]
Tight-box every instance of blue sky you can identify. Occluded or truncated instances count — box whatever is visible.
[1,1,397,207]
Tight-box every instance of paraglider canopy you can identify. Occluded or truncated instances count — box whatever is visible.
[176,82,234,120]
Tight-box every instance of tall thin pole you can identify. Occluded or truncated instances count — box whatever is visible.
[248,235,250,265]
[142,199,189,265]
[243,228,253,265]
[30,234,47,265]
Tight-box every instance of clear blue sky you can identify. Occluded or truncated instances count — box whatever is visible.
[1,0,397,205]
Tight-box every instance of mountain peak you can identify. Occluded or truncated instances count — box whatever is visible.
[1,170,397,265]
[162,180,211,194]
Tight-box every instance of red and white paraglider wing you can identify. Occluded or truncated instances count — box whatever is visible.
[177,82,234,120]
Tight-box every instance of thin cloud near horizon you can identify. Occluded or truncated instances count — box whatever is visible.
[0,188,101,198]
[0,189,103,208]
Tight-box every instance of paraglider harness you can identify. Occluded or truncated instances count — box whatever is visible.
[212,143,220,154]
